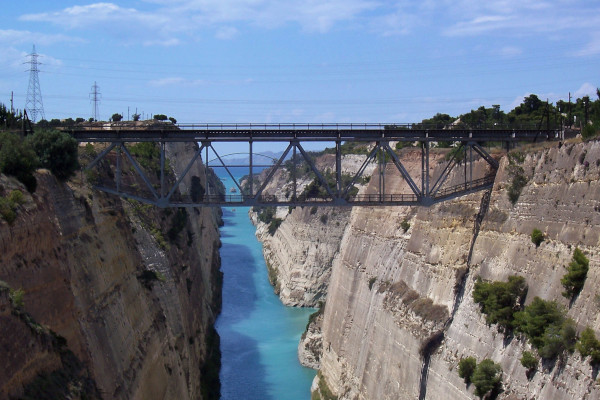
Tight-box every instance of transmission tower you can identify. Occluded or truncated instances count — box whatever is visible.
[89,82,101,121]
[24,45,45,122]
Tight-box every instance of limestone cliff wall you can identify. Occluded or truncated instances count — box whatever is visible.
[312,140,600,399]
[0,142,222,400]
[251,153,374,307]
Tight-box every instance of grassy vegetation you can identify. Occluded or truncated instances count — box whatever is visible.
[9,287,25,309]
[312,371,338,400]
[0,189,25,224]
[400,219,410,233]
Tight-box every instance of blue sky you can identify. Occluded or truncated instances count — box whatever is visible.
[2,1,599,125]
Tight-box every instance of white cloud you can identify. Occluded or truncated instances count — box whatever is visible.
[149,77,205,86]
[574,82,597,99]
[497,46,522,58]
[215,26,238,40]
[0,29,81,46]
[143,38,181,47]
[574,32,600,56]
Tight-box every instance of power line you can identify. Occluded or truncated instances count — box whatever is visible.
[24,45,45,122]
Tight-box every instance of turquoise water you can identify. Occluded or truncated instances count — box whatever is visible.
[216,176,316,400]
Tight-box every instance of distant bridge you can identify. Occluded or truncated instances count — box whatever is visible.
[64,123,561,208]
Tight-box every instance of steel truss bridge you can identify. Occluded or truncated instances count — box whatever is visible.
[66,123,561,208]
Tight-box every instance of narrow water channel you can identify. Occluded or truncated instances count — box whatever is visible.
[216,176,316,400]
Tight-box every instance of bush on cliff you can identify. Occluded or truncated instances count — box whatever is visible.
[28,129,80,181]
[458,356,477,384]
[576,327,600,365]
[520,351,538,370]
[530,228,544,247]
[471,359,502,399]
[0,131,38,191]
[513,297,576,359]
[561,247,589,299]
[472,275,527,332]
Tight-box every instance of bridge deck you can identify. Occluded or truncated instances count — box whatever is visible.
[66,123,560,143]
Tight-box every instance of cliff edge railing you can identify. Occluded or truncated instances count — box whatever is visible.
[63,122,561,208]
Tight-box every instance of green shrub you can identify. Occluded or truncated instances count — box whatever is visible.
[530,228,544,247]
[0,190,25,224]
[471,359,502,399]
[83,143,97,158]
[9,288,25,309]
[267,218,283,235]
[28,130,79,181]
[561,248,589,299]
[520,351,538,370]
[0,197,16,224]
[582,124,597,139]
[472,275,527,332]
[128,142,161,174]
[257,206,276,224]
[538,319,576,359]
[400,219,410,233]
[458,356,477,384]
[445,145,465,162]
[137,269,163,289]
[576,327,600,365]
[320,214,328,224]
[513,297,575,359]
[8,190,24,205]
[0,131,38,192]
[368,277,376,290]
[507,165,527,205]
[84,169,99,185]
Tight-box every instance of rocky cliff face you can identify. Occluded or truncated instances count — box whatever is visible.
[312,140,600,399]
[0,142,222,400]
[251,153,375,307]
[252,139,600,399]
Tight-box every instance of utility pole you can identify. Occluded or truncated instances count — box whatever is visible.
[10,92,14,113]
[89,82,101,121]
[568,92,572,127]
[24,45,45,122]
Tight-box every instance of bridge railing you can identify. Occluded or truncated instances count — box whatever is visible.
[432,176,496,200]
[63,121,553,132]
[196,192,421,204]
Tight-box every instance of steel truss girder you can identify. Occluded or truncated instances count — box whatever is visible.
[84,138,500,208]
